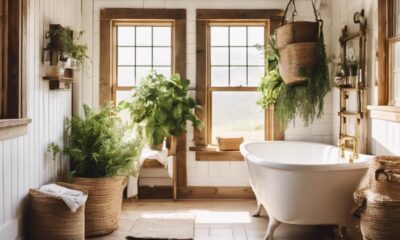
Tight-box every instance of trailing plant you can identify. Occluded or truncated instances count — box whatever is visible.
[61,104,142,178]
[49,26,89,67]
[47,142,61,161]
[257,30,331,128]
[121,71,203,146]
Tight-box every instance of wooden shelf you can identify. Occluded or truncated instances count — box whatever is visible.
[43,76,74,82]
[189,146,243,161]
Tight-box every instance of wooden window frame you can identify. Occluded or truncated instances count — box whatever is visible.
[192,9,284,160]
[370,0,400,122]
[0,0,31,140]
[99,8,188,189]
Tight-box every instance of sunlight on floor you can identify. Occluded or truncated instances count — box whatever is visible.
[189,210,252,224]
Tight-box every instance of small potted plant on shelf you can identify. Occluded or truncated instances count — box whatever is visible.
[121,71,202,150]
[51,104,143,237]
[46,24,89,69]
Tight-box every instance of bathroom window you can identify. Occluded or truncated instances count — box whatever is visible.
[388,0,400,107]
[207,23,266,144]
[114,23,173,105]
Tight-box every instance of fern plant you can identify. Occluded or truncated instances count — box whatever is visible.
[257,30,331,128]
[121,71,202,147]
[63,104,143,178]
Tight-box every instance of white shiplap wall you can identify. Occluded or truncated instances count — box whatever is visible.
[0,0,81,239]
[81,0,334,186]
[331,0,400,156]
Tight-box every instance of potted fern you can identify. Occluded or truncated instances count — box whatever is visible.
[56,104,142,237]
[121,71,202,150]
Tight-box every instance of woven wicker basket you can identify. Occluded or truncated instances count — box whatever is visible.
[355,189,400,240]
[73,176,127,237]
[368,156,400,200]
[276,21,319,49]
[28,182,87,240]
[278,42,317,85]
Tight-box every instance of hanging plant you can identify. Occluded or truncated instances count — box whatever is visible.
[257,27,330,128]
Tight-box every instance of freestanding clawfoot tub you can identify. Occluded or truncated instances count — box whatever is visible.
[240,141,373,240]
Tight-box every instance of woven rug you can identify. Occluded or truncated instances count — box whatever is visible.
[126,213,195,240]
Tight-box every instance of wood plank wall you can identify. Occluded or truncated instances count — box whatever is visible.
[0,0,81,239]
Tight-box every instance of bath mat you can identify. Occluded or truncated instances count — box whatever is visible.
[126,213,195,240]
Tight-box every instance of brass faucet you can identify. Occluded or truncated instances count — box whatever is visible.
[338,136,359,162]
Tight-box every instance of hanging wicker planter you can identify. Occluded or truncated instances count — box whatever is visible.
[276,0,322,85]
[28,182,87,240]
[73,176,127,237]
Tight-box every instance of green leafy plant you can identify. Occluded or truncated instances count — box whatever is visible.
[257,30,331,128]
[121,71,203,147]
[62,104,142,178]
[47,142,61,161]
[49,26,89,67]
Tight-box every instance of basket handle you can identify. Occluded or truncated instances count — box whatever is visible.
[375,168,393,181]
[281,0,320,26]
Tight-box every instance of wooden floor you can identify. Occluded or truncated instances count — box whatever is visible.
[92,199,362,240]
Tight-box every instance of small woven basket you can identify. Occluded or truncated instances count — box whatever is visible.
[217,137,244,151]
[278,42,317,85]
[28,182,87,240]
[73,176,127,237]
[355,189,400,240]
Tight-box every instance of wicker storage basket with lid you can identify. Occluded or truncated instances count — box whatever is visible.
[28,182,87,240]
[276,0,322,85]
[73,176,127,237]
[354,156,400,240]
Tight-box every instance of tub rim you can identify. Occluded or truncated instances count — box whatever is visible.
[240,141,373,171]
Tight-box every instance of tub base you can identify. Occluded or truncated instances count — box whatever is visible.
[252,203,263,217]
[264,216,281,240]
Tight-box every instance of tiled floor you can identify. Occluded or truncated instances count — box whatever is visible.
[92,199,361,240]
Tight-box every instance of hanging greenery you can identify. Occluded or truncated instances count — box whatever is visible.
[257,30,331,128]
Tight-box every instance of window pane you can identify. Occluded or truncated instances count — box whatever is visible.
[248,27,264,46]
[211,67,229,86]
[136,27,152,46]
[230,47,246,65]
[211,92,264,144]
[230,27,246,46]
[210,27,228,46]
[118,27,135,46]
[153,27,171,46]
[136,47,152,65]
[392,41,400,106]
[153,47,171,65]
[211,47,228,66]
[153,66,171,77]
[230,67,246,86]
[136,67,152,85]
[393,72,400,106]
[248,47,264,66]
[248,67,264,86]
[396,0,400,35]
[118,67,135,86]
[118,47,135,65]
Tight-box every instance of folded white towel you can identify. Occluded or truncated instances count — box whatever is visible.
[140,147,169,167]
[39,183,88,212]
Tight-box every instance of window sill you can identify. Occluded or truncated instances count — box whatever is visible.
[368,105,400,123]
[189,146,244,161]
[0,118,32,140]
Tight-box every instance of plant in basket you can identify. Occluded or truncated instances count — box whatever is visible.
[257,0,330,129]
[51,104,143,237]
[120,71,202,150]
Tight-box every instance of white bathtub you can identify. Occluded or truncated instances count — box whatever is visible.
[240,141,373,239]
